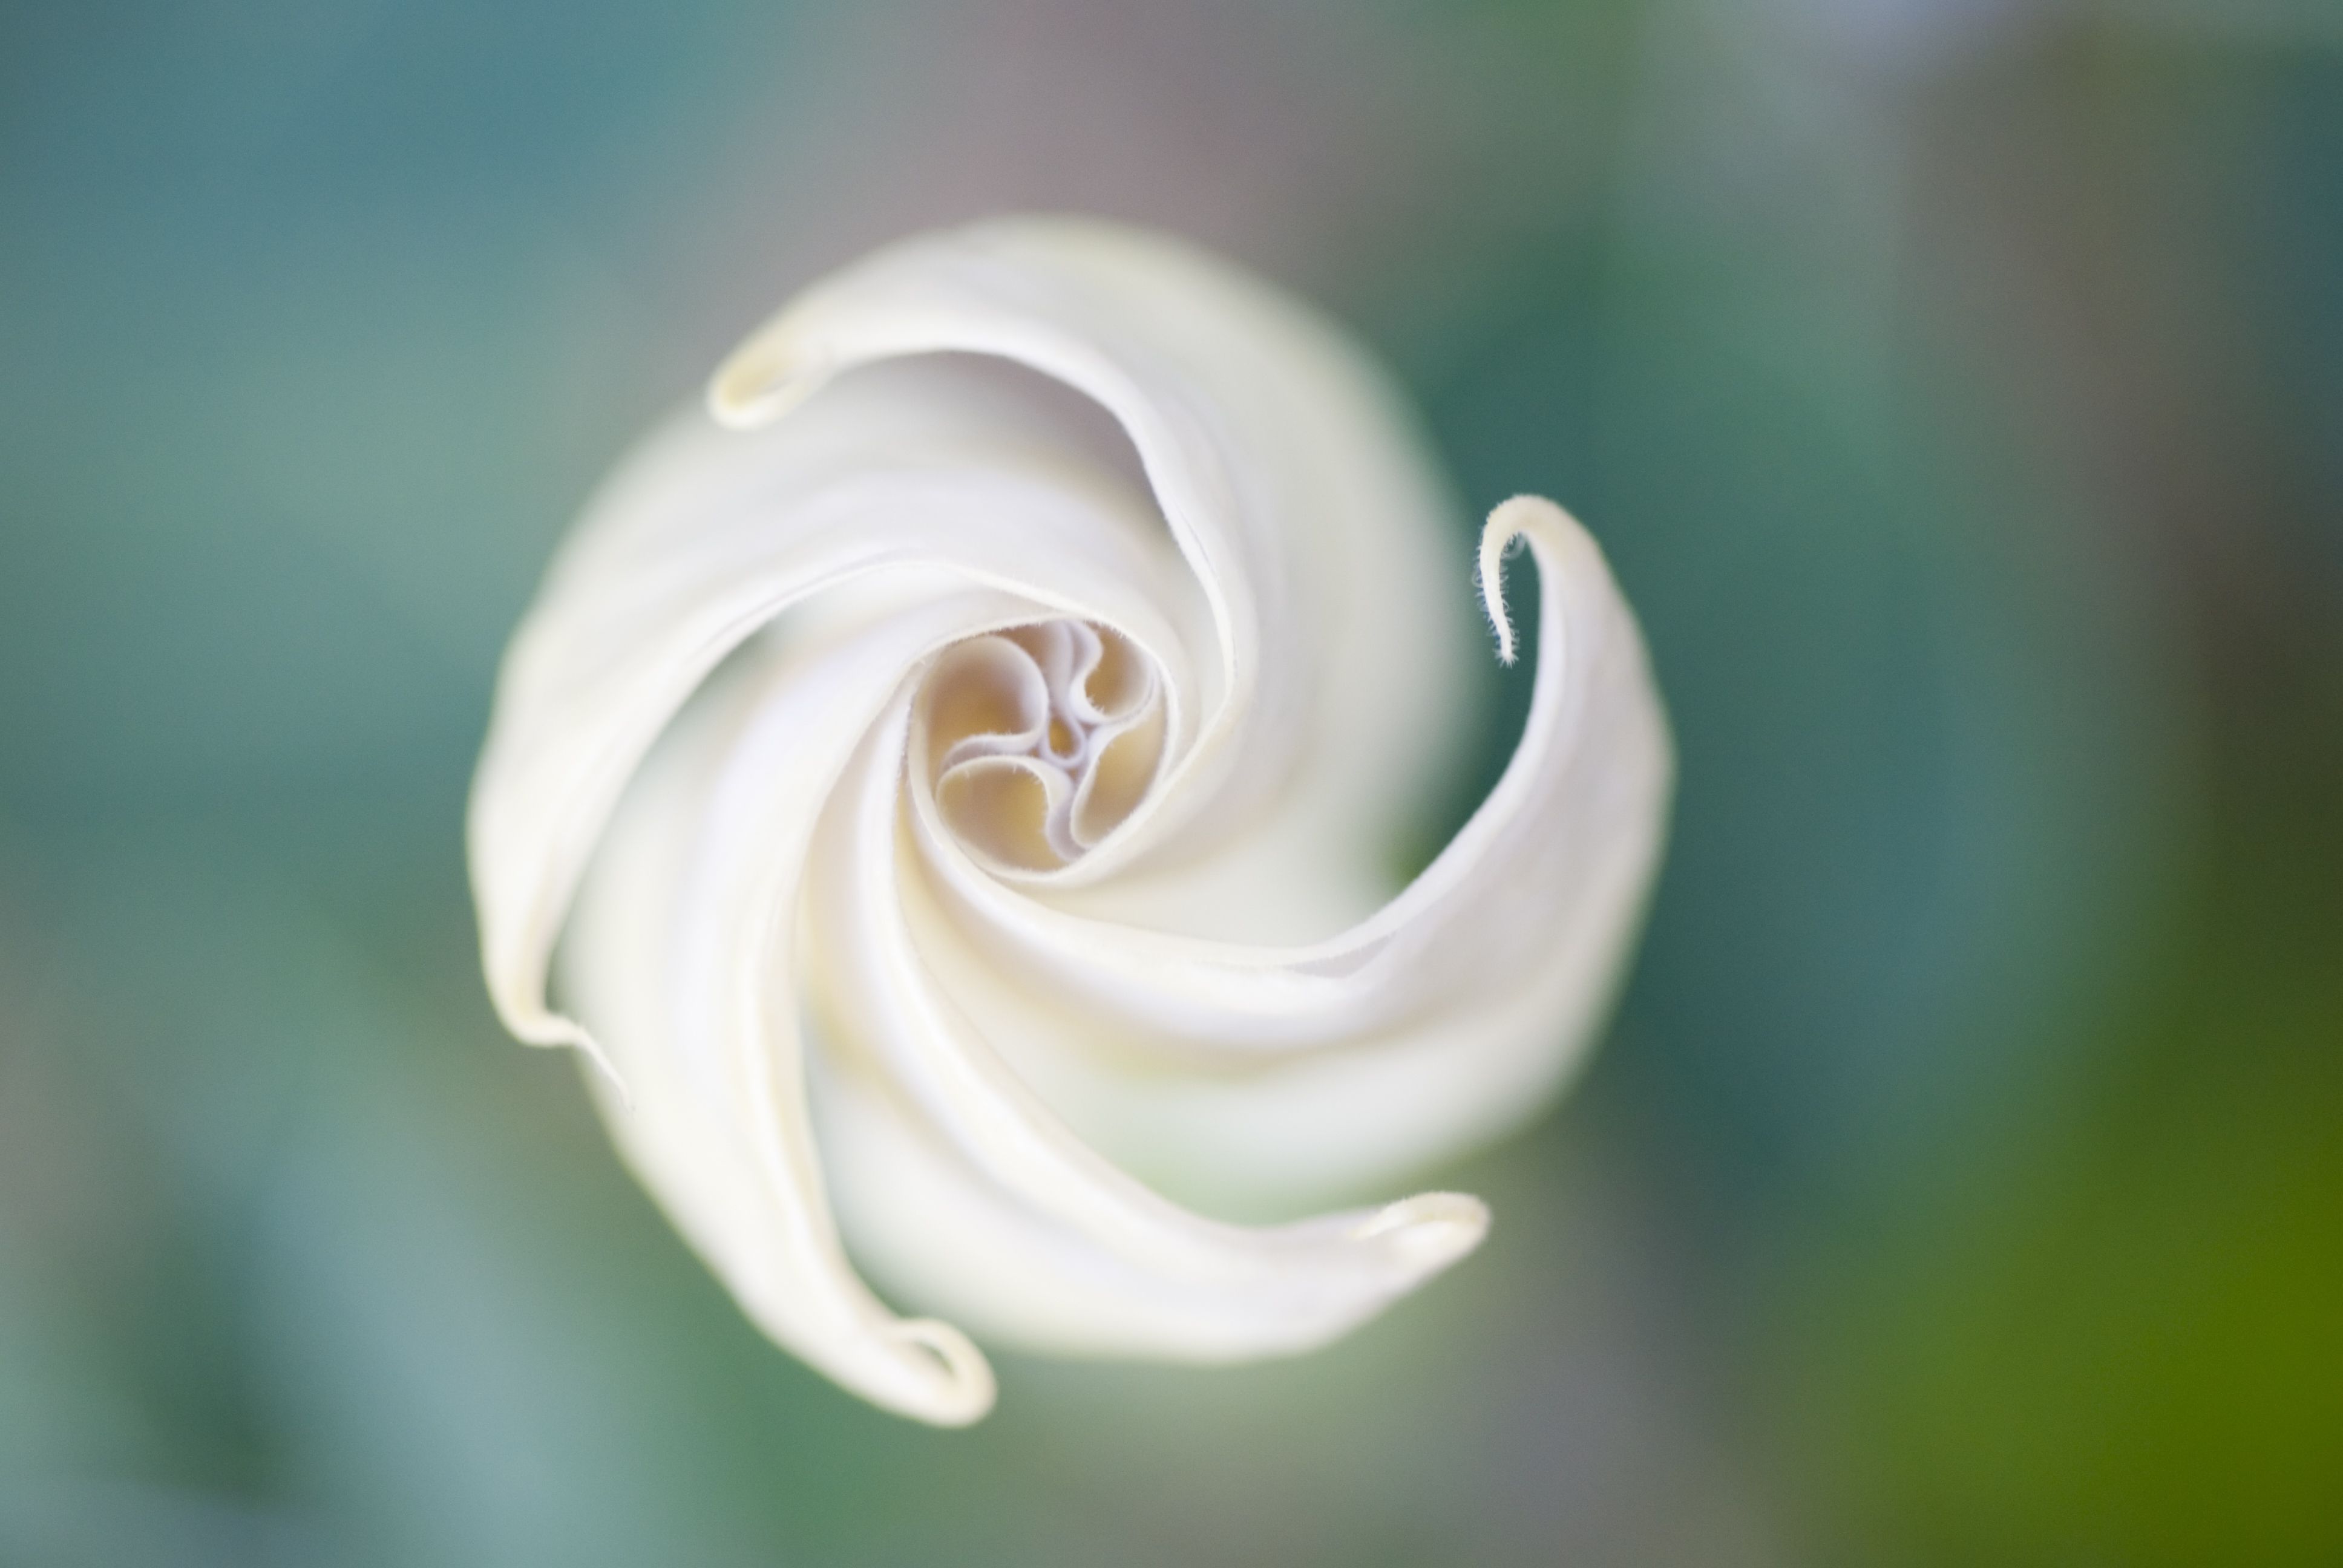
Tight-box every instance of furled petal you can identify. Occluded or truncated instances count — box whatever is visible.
[468,217,1671,1425]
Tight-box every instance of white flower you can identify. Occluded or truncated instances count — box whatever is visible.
[468,217,1671,1425]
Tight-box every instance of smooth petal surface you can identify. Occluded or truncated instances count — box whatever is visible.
[468,217,1671,1425]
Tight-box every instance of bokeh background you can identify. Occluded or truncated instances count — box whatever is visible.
[2,1,2338,1563]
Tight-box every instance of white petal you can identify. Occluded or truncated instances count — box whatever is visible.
[468,354,1196,1072]
[468,218,1671,1425]
[707,217,1483,930]
[807,694,1491,1359]
[892,496,1671,1212]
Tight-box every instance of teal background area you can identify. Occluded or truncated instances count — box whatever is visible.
[2,2,2338,1563]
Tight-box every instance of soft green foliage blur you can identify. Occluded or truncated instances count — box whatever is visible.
[1,2,2337,1564]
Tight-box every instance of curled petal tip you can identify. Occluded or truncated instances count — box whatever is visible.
[1476,494,1576,667]
[706,337,831,430]
[1353,1191,1491,1275]
[882,1319,998,1427]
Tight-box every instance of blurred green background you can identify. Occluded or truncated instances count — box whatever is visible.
[2,1,2338,1564]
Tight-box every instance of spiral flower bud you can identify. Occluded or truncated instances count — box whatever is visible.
[468,218,1671,1424]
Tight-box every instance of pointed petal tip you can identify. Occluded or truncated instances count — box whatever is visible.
[1352,1191,1491,1276]
[514,1013,636,1111]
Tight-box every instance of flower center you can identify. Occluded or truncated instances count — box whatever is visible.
[919,619,1165,871]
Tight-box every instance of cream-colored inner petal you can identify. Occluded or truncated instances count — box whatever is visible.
[922,621,1166,870]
